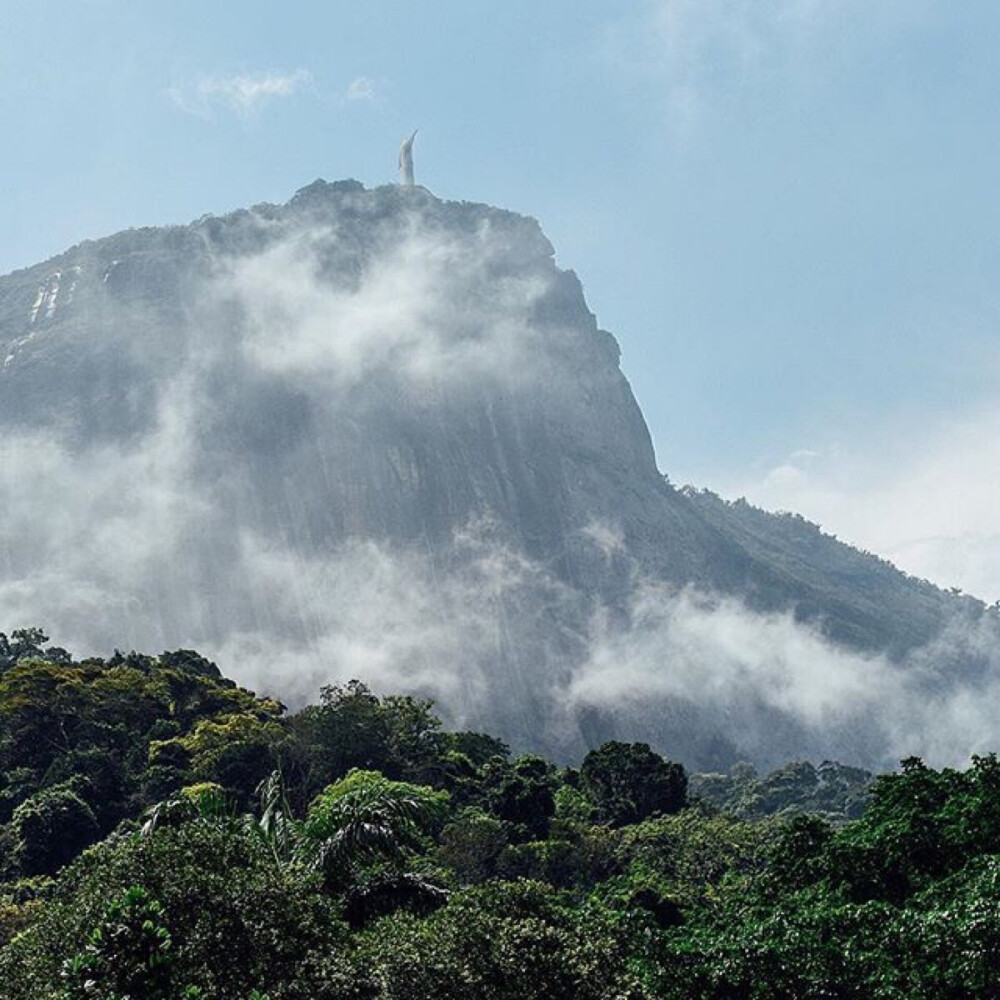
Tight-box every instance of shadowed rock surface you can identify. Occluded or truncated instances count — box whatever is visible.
[0,180,993,768]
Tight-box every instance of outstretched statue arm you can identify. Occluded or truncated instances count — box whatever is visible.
[399,129,418,186]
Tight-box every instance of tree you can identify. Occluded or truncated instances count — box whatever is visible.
[0,628,68,672]
[292,681,392,793]
[299,769,448,882]
[437,808,508,884]
[157,649,222,679]
[379,694,445,782]
[357,880,663,1000]
[60,887,175,1000]
[580,742,686,827]
[446,731,510,768]
[484,755,556,841]
[149,713,287,808]
[12,780,101,876]
[0,822,364,999]
[41,746,130,834]
[0,659,92,773]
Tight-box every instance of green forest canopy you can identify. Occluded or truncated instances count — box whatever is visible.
[2,629,999,999]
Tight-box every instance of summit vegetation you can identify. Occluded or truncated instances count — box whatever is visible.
[2,629,999,999]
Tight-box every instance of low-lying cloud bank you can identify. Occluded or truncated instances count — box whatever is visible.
[2,397,996,770]
[571,579,1000,769]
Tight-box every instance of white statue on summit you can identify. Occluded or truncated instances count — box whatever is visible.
[399,129,418,187]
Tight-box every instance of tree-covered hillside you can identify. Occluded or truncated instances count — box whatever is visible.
[3,630,999,998]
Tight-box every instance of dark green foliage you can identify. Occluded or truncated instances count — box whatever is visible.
[5,631,1000,999]
[358,880,663,1000]
[342,871,448,932]
[290,681,452,799]
[482,754,556,841]
[436,807,507,884]
[0,640,285,879]
[762,813,835,895]
[11,780,100,876]
[823,753,1000,903]
[691,758,873,822]
[293,680,392,790]
[580,741,687,826]
[617,808,775,912]
[0,766,38,823]
[445,731,510,767]
[0,628,71,671]
[299,769,449,886]
[0,823,364,1000]
[43,747,131,832]
[156,649,222,678]
[61,886,175,1000]
[640,756,1000,998]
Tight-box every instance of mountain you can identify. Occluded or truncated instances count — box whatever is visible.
[0,179,995,769]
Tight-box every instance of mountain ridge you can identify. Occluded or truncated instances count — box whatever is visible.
[0,179,994,769]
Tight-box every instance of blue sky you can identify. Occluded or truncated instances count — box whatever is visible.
[3,1,1000,597]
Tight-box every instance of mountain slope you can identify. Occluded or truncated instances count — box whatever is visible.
[680,487,983,654]
[0,180,993,768]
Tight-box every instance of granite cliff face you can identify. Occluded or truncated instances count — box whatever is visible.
[0,181,993,768]
[0,182,708,580]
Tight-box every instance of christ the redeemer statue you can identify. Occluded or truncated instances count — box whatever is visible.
[399,129,418,186]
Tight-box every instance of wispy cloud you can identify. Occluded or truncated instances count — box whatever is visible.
[729,406,1000,604]
[600,0,922,132]
[218,220,552,389]
[570,579,1000,770]
[345,75,380,102]
[166,69,312,119]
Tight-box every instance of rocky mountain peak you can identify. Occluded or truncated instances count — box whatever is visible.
[0,182,993,769]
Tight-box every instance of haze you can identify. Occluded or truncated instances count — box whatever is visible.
[3,2,998,597]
